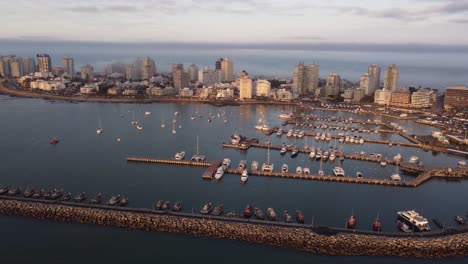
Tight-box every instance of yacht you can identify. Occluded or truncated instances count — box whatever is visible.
[309,148,316,159]
[191,136,206,162]
[222,158,231,169]
[315,149,322,160]
[356,172,363,178]
[251,161,259,171]
[267,208,277,221]
[296,166,303,174]
[214,166,225,180]
[200,202,213,214]
[457,160,466,168]
[262,145,274,173]
[322,151,329,161]
[333,166,345,177]
[303,167,310,174]
[280,145,287,155]
[281,164,289,173]
[391,173,401,181]
[409,156,419,164]
[174,151,186,161]
[136,125,143,130]
[96,128,103,135]
[238,160,247,170]
[397,210,431,232]
[241,170,248,183]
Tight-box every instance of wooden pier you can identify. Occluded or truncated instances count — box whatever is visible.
[202,160,222,180]
[127,157,211,167]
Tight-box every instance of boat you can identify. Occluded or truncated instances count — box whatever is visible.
[117,137,121,143]
[238,160,247,170]
[0,185,10,195]
[329,151,336,162]
[318,157,324,176]
[174,111,179,116]
[391,173,401,181]
[393,153,402,162]
[222,158,231,169]
[278,113,291,119]
[172,201,183,212]
[309,148,315,159]
[380,161,387,167]
[251,161,259,171]
[432,218,444,229]
[347,212,357,229]
[136,125,143,130]
[119,197,129,206]
[267,208,277,221]
[296,210,305,224]
[281,164,289,173]
[455,216,466,225]
[174,151,186,161]
[397,210,431,232]
[457,160,467,168]
[283,210,293,223]
[107,195,121,206]
[356,172,363,178]
[8,186,21,196]
[244,204,253,218]
[74,192,86,202]
[280,145,287,155]
[60,192,71,201]
[397,220,412,233]
[373,216,382,232]
[191,136,206,162]
[145,111,151,116]
[290,147,299,158]
[322,151,329,161]
[241,170,248,183]
[409,156,419,164]
[254,207,265,220]
[89,193,102,204]
[333,166,345,177]
[32,189,44,199]
[96,128,103,135]
[49,189,63,200]
[262,145,274,173]
[154,200,163,210]
[296,166,303,174]
[276,129,283,136]
[23,187,36,198]
[287,130,293,137]
[161,115,166,128]
[303,167,310,174]
[214,166,225,180]
[212,204,224,216]
[50,137,60,145]
[162,201,171,210]
[200,202,213,214]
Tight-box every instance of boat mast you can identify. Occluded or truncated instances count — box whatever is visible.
[196,135,200,155]
[267,143,270,165]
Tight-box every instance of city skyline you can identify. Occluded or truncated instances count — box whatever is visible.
[1,0,468,45]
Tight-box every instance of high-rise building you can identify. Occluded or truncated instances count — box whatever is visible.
[353,88,366,103]
[324,72,341,98]
[390,92,411,107]
[215,58,222,70]
[293,61,319,95]
[383,64,399,91]
[63,57,75,78]
[238,71,252,99]
[444,86,468,110]
[411,90,432,108]
[359,73,374,96]
[141,57,156,80]
[198,66,220,87]
[374,89,392,105]
[125,64,137,80]
[81,64,94,81]
[11,58,24,78]
[22,57,35,75]
[368,64,381,94]
[220,57,234,82]
[37,54,52,72]
[0,57,12,77]
[188,64,199,81]
[256,79,271,97]
[134,59,143,79]
[172,64,188,90]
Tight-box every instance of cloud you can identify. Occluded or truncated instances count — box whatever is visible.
[451,18,468,23]
[64,5,140,13]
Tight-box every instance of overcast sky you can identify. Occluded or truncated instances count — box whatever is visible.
[1,0,468,44]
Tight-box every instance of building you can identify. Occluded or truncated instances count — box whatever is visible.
[390,92,411,107]
[198,67,220,87]
[353,88,366,103]
[30,80,65,91]
[324,72,341,99]
[293,61,319,96]
[81,64,94,81]
[360,73,374,95]
[0,57,12,77]
[256,79,271,97]
[374,89,392,105]
[22,57,35,75]
[172,64,188,90]
[238,71,252,99]
[411,90,432,108]
[63,57,74,78]
[383,64,399,91]
[125,64,137,80]
[37,54,52,72]
[343,89,354,103]
[141,57,156,80]
[220,58,234,82]
[10,58,23,78]
[444,86,468,110]
[276,89,293,101]
[52,67,64,76]
[107,87,123,96]
[188,64,198,81]
[215,58,222,70]
[179,87,194,97]
[368,64,381,94]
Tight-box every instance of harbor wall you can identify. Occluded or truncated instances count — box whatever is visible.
[0,199,467,258]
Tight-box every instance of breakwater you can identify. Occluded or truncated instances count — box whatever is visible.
[1,198,467,258]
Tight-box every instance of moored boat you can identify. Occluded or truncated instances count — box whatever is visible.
[214,166,225,180]
[162,201,171,210]
[154,200,163,210]
[107,195,121,206]
[455,216,466,225]
[241,170,248,183]
[119,197,129,207]
[60,192,71,201]
[200,202,213,214]
[356,172,363,178]
[251,161,259,171]
[89,193,102,204]
[397,220,412,233]
[222,158,231,169]
[74,192,86,202]
[347,214,357,229]
[212,204,224,216]
[373,218,382,232]
[244,203,253,218]
[174,151,186,161]
[50,137,60,145]
[296,210,305,224]
[8,186,21,196]
[254,207,265,220]
[172,201,183,212]
[267,208,277,221]
[0,185,11,195]
[23,187,36,198]
[283,210,293,223]
[397,210,430,232]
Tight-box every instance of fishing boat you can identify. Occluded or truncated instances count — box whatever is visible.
[154,200,163,210]
[251,161,259,171]
[347,211,357,229]
[162,201,171,210]
[119,197,129,207]
[172,201,183,212]
[356,172,364,178]
[200,202,213,214]
[107,195,121,206]
[191,136,206,162]
[89,193,102,204]
[373,215,382,232]
[241,170,248,183]
[50,137,60,145]
[296,210,305,224]
[283,210,293,223]
[244,203,253,218]
[455,216,466,225]
[254,207,265,220]
[212,204,224,216]
[74,192,86,202]
[267,208,277,221]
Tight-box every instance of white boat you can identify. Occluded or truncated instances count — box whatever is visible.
[309,148,315,159]
[262,145,274,173]
[222,158,231,169]
[117,137,121,143]
[136,125,143,130]
[333,166,345,177]
[393,153,402,162]
[251,161,259,171]
[214,166,225,180]
[174,112,180,116]
[296,166,303,174]
[287,130,293,137]
[276,129,283,136]
[458,160,467,168]
[96,128,103,134]
[356,172,363,178]
[191,136,206,162]
[409,156,419,164]
[391,173,401,181]
[280,146,287,155]
[359,138,364,144]
[397,210,431,232]
[145,111,151,116]
[315,149,322,160]
[329,151,336,162]
[190,116,196,120]
[238,160,247,170]
[281,164,289,173]
[174,151,185,161]
[380,161,387,167]
[241,170,248,183]
[278,113,291,119]
[303,167,310,174]
[161,115,165,128]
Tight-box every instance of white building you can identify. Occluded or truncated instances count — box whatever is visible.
[216,88,235,99]
[198,67,220,87]
[238,73,253,100]
[63,57,74,78]
[343,89,354,103]
[368,64,381,94]
[188,64,199,81]
[256,79,271,97]
[81,64,94,80]
[411,90,432,108]
[30,80,66,91]
[141,57,156,80]
[383,64,399,91]
[220,57,234,82]
[276,89,293,101]
[374,89,392,105]
[179,87,194,97]
[125,64,137,80]
[360,73,374,95]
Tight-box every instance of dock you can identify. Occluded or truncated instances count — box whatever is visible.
[202,160,222,180]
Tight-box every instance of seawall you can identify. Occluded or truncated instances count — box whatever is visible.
[0,199,467,258]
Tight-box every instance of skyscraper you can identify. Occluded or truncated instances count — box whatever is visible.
[324,72,341,99]
[360,73,374,95]
[293,62,306,95]
[215,58,222,70]
[37,54,52,72]
[172,64,188,90]
[383,64,399,91]
[306,62,319,94]
[238,71,252,99]
[81,64,94,81]
[368,64,381,94]
[198,66,220,87]
[22,57,35,75]
[125,64,137,80]
[188,64,199,81]
[293,61,319,95]
[10,58,23,78]
[141,57,156,80]
[63,57,75,78]
[0,57,12,77]
[221,57,234,82]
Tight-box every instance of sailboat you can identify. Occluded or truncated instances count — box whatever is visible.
[391,160,401,181]
[172,120,176,134]
[261,143,274,173]
[161,114,166,128]
[191,136,206,162]
[96,111,103,134]
[318,156,324,175]
[373,213,382,232]
[131,110,137,125]
[309,139,316,159]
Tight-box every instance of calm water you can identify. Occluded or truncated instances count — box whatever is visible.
[0,95,467,263]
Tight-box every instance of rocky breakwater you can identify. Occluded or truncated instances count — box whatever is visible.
[0,199,467,258]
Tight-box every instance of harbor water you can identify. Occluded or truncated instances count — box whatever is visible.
[0,95,467,263]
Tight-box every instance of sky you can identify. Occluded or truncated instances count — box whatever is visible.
[1,0,468,45]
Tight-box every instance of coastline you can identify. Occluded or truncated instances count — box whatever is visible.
[0,198,467,259]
